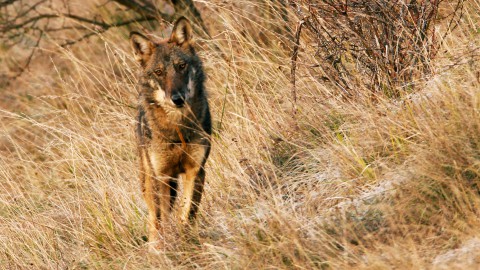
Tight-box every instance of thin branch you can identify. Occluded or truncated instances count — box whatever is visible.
[12,0,46,21]
[11,30,44,79]
[0,0,16,8]
[60,16,157,47]
[434,0,464,57]
[2,14,57,32]
[5,14,156,78]
[291,19,304,116]
[2,0,225,80]
[60,31,98,48]
[113,0,212,41]
[113,0,172,23]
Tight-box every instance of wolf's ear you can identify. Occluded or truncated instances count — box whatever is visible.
[170,17,193,45]
[130,32,153,66]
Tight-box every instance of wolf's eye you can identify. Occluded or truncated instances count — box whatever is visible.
[154,69,163,76]
[178,63,186,70]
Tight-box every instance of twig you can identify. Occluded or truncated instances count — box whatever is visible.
[113,0,168,22]
[291,19,305,116]
[5,14,156,78]
[113,0,224,58]
[60,31,98,48]
[0,0,16,8]
[60,16,156,47]
[11,30,44,79]
[434,0,464,57]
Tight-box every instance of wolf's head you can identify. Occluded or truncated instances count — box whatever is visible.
[130,17,203,111]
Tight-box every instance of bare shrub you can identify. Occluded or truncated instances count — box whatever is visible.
[290,0,464,98]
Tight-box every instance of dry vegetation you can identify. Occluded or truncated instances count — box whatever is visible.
[1,0,480,269]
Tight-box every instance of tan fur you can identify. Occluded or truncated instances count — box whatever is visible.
[131,17,212,251]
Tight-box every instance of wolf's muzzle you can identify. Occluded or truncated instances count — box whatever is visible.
[171,93,185,108]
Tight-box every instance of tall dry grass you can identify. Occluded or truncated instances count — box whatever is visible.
[0,0,479,269]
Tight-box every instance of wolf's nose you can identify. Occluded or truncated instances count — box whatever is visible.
[171,94,185,107]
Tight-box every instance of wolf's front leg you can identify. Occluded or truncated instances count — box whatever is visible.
[145,176,173,252]
[139,149,161,251]
[180,166,205,224]
[142,168,162,250]
[144,150,177,252]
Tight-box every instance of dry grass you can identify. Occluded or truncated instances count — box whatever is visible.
[1,0,479,269]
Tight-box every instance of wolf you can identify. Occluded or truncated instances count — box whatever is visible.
[129,17,212,250]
